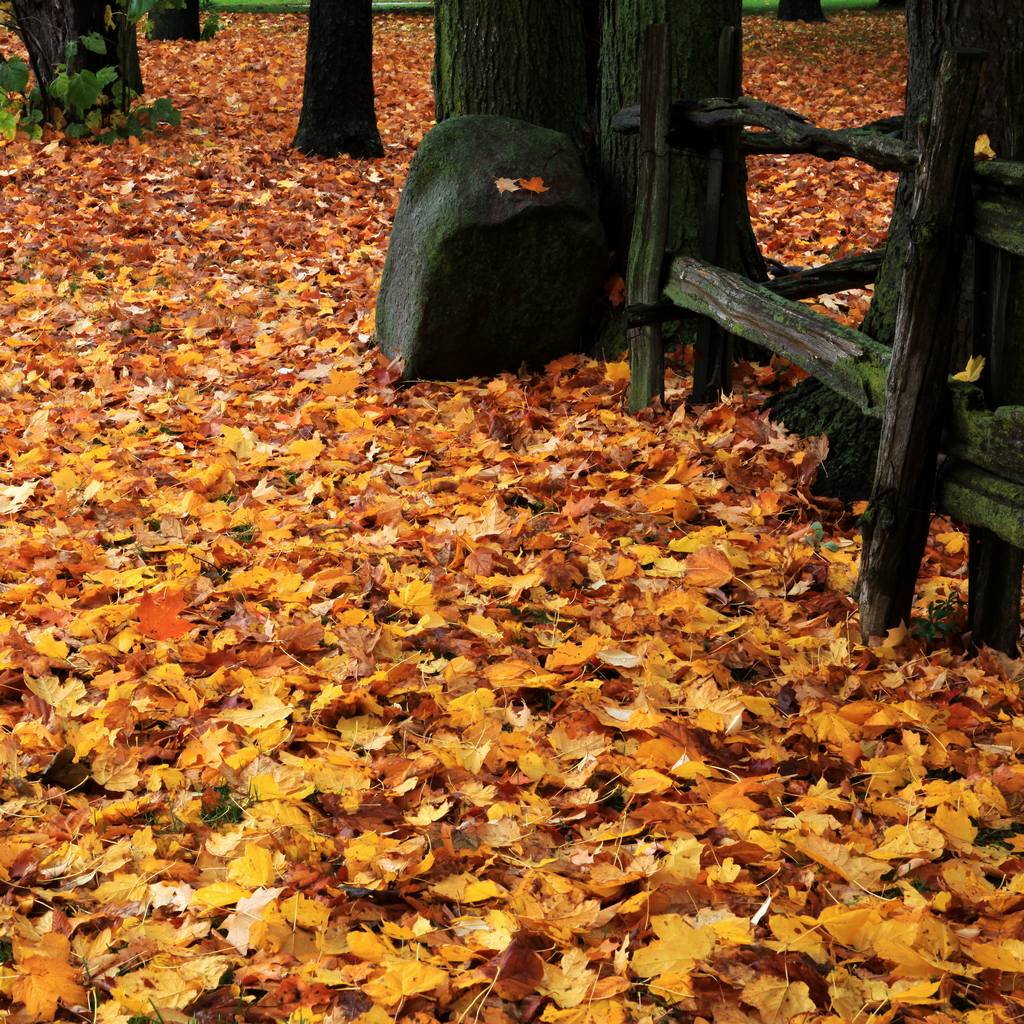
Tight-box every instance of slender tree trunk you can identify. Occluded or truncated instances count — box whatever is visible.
[864,0,1024,345]
[432,0,590,150]
[151,0,201,41]
[778,0,826,21]
[293,0,383,158]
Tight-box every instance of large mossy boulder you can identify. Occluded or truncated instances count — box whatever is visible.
[376,115,607,380]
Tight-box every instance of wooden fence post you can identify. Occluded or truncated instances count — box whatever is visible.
[968,49,1024,654]
[692,25,741,404]
[627,24,671,413]
[858,49,985,642]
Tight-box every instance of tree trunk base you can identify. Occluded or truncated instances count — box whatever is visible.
[767,378,880,502]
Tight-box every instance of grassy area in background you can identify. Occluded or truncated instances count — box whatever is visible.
[211,0,892,13]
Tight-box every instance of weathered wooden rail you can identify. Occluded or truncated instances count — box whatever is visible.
[620,28,1024,653]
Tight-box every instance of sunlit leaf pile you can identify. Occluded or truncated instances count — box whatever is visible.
[0,12,1022,1024]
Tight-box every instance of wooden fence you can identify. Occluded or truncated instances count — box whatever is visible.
[618,28,1024,654]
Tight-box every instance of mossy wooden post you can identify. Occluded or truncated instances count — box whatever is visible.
[968,49,1024,654]
[692,26,740,403]
[627,25,671,412]
[858,49,984,642]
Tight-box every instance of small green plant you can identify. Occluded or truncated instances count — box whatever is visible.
[0,56,43,141]
[200,783,246,826]
[46,3,182,142]
[0,937,12,964]
[229,522,257,545]
[201,11,222,39]
[912,591,965,643]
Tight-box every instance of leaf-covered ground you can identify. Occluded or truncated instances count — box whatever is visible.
[1,12,1023,1024]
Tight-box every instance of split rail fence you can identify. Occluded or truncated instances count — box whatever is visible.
[618,27,1024,654]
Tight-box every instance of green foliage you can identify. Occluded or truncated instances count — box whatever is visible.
[47,1,182,143]
[0,56,42,141]
[201,11,222,39]
[912,591,965,644]
[200,784,247,826]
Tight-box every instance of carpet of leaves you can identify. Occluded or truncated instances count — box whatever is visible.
[1,12,1023,1024]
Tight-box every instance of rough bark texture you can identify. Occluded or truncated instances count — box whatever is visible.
[151,0,201,41]
[11,0,141,100]
[75,0,143,96]
[627,25,671,412]
[864,0,1024,345]
[10,0,74,97]
[432,0,590,148]
[778,0,826,21]
[293,0,383,158]
[597,0,743,258]
[967,49,1024,655]
[858,49,982,641]
[769,380,881,500]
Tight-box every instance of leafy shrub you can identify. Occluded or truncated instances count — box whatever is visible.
[0,56,42,141]
[49,22,181,142]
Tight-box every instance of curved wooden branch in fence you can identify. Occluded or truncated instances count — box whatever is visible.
[938,462,1024,550]
[974,159,1024,193]
[613,98,916,172]
[974,195,1024,256]
[663,257,1024,500]
[664,256,889,413]
[766,248,884,300]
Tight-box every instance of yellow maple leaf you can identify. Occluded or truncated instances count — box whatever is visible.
[974,133,996,159]
[389,578,436,615]
[466,612,502,640]
[741,977,816,1024]
[362,958,448,1007]
[631,915,716,978]
[495,177,521,193]
[33,628,69,660]
[952,354,985,382]
[11,935,86,1022]
[228,844,276,888]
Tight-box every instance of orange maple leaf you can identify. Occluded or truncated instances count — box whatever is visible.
[138,590,192,641]
[518,176,550,193]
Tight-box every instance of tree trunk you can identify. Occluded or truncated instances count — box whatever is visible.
[877,0,905,8]
[863,0,1024,346]
[432,0,590,149]
[10,0,74,98]
[293,0,383,158]
[778,0,826,21]
[151,0,201,41]
[75,0,143,96]
[10,0,142,107]
[597,0,746,258]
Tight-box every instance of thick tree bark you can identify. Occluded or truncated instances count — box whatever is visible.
[10,0,74,97]
[151,0,201,42]
[432,0,590,149]
[75,0,143,96]
[597,0,749,259]
[293,0,383,158]
[864,0,1024,345]
[778,0,826,22]
[11,0,142,106]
